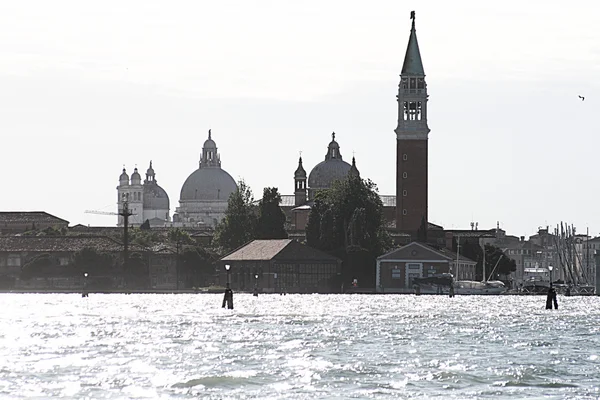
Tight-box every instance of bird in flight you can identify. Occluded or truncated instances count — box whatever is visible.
[578,95,585,101]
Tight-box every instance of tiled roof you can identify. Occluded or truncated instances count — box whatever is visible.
[280,195,296,207]
[222,239,293,261]
[221,239,340,262]
[0,212,69,224]
[0,236,125,252]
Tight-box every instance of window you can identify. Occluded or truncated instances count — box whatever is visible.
[403,172,407,179]
[403,154,408,161]
[403,209,407,215]
[403,190,407,196]
[392,269,401,279]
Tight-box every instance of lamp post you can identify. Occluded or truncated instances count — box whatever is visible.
[222,264,233,309]
[82,272,89,297]
[548,265,553,288]
[253,273,259,297]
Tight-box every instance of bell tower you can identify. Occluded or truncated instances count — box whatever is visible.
[396,11,430,237]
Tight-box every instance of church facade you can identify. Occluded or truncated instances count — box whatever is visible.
[117,162,170,227]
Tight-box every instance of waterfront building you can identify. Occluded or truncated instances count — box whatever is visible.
[0,212,69,234]
[219,239,341,293]
[376,242,476,293]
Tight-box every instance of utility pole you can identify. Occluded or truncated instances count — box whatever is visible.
[119,199,133,287]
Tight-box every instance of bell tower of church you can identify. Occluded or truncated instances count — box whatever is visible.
[396,11,430,236]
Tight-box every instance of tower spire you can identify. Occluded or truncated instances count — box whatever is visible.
[402,11,425,76]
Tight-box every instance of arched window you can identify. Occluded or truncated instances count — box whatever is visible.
[403,172,407,179]
[403,209,407,215]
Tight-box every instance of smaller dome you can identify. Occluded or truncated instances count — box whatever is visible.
[131,168,141,185]
[146,161,155,177]
[119,168,129,181]
[144,183,170,210]
[204,129,216,149]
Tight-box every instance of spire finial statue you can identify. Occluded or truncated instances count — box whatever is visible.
[208,129,212,140]
[149,160,153,169]
[332,131,336,141]
[410,10,415,27]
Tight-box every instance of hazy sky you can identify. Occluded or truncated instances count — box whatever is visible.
[1,1,599,237]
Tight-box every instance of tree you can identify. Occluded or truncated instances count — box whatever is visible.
[214,180,258,252]
[306,175,391,288]
[73,247,116,276]
[256,187,287,239]
[167,228,194,245]
[179,246,219,288]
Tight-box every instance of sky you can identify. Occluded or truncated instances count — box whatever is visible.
[0,0,599,238]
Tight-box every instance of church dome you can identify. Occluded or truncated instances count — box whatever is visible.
[144,184,170,210]
[180,167,237,201]
[308,159,351,189]
[308,132,351,189]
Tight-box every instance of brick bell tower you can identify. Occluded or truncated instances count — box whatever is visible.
[396,11,430,237]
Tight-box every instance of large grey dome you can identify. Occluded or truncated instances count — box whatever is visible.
[308,132,352,189]
[308,159,351,189]
[180,167,237,201]
[143,184,170,210]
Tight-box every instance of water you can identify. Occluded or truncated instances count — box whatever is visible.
[1,294,599,399]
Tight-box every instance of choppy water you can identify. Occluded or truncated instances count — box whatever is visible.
[1,294,599,399]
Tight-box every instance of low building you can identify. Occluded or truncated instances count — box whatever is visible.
[0,212,69,234]
[219,239,341,293]
[0,235,180,291]
[376,242,476,293]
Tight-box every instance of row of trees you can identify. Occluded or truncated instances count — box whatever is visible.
[214,176,392,288]
[306,175,392,288]
[214,182,287,253]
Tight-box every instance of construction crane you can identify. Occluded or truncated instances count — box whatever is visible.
[84,201,135,289]
[84,210,119,216]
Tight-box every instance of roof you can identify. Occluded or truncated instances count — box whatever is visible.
[0,235,126,252]
[179,167,237,202]
[378,241,476,264]
[0,212,69,225]
[282,194,396,208]
[401,16,425,75]
[221,239,340,262]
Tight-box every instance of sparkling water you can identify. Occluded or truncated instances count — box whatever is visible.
[1,294,599,399]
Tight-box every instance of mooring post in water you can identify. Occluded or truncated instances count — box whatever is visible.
[222,283,234,309]
[546,287,558,309]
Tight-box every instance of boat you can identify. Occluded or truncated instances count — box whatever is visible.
[454,279,506,295]
[452,239,506,295]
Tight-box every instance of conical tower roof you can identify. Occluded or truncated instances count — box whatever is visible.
[401,11,425,76]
